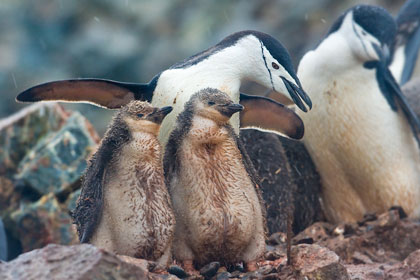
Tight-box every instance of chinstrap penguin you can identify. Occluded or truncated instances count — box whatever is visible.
[164,88,266,273]
[16,30,311,145]
[297,4,420,223]
[72,101,175,268]
[390,0,420,85]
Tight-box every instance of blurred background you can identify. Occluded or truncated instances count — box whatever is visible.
[0,0,405,134]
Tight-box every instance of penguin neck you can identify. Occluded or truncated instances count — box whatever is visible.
[301,33,364,78]
[162,38,268,96]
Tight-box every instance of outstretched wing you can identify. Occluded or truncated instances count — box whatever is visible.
[239,93,304,140]
[16,78,157,109]
[72,118,130,243]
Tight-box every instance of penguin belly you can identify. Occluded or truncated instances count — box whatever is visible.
[299,74,420,223]
[171,137,264,264]
[90,140,174,261]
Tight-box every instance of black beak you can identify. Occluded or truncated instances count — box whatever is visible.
[148,106,173,123]
[224,103,244,116]
[371,43,391,66]
[159,106,173,115]
[281,77,312,112]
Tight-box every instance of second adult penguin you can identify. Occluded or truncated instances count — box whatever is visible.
[73,101,175,268]
[164,88,266,273]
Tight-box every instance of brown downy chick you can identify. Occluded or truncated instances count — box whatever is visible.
[164,88,266,273]
[72,101,175,268]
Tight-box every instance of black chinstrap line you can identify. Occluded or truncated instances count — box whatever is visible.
[260,40,275,90]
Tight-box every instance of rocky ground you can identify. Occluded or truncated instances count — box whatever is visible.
[1,209,419,279]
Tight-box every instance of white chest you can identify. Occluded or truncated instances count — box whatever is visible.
[297,52,420,222]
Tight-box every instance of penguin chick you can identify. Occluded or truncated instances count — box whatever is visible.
[72,101,175,268]
[164,88,266,273]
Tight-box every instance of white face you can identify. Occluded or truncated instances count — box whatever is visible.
[261,45,301,100]
[340,12,382,62]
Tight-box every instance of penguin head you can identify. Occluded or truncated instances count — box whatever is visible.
[229,31,312,112]
[328,5,396,64]
[190,88,243,124]
[122,101,173,135]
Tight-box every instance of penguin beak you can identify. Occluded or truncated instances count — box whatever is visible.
[148,106,173,123]
[372,43,391,65]
[281,77,312,112]
[223,103,244,116]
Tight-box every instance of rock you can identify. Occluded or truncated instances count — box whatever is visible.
[7,193,78,253]
[321,209,420,263]
[0,103,70,178]
[385,249,420,279]
[215,271,231,280]
[293,222,333,244]
[291,244,350,280]
[240,129,322,234]
[168,265,189,279]
[0,243,148,280]
[117,255,149,271]
[345,263,387,280]
[15,111,98,196]
[0,177,19,214]
[199,262,220,279]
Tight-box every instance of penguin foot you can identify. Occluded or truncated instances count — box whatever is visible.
[245,261,258,272]
[182,260,199,275]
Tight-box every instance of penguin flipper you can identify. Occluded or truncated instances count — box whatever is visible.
[403,78,420,119]
[384,67,420,147]
[239,93,304,140]
[395,0,420,85]
[73,121,131,243]
[400,27,420,85]
[74,167,105,244]
[16,79,153,109]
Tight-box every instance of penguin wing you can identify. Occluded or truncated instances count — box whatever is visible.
[239,93,304,140]
[395,0,420,85]
[403,78,420,119]
[16,78,154,109]
[383,66,420,147]
[73,158,107,243]
[73,122,131,243]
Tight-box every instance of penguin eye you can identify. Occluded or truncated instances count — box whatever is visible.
[208,101,215,106]
[137,113,144,118]
[361,30,367,36]
[272,62,279,70]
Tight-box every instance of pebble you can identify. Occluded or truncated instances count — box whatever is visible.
[168,265,189,279]
[199,262,220,279]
